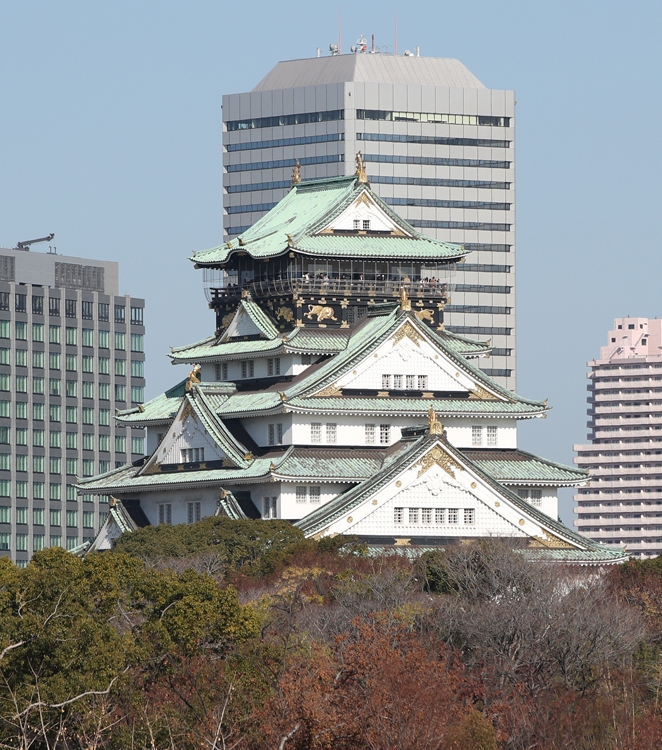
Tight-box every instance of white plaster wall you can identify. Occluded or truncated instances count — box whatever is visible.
[280,482,352,520]
[444,419,517,448]
[242,415,292,447]
[159,413,225,464]
[137,488,221,526]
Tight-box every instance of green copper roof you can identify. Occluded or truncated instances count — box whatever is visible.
[169,325,350,364]
[116,379,188,425]
[285,397,545,416]
[239,296,280,339]
[463,449,588,485]
[192,176,466,267]
[273,447,384,481]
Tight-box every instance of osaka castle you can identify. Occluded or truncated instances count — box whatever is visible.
[79,160,625,564]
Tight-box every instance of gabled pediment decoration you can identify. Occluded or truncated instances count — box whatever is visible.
[316,189,410,236]
[391,322,423,348]
[469,385,500,401]
[416,445,462,479]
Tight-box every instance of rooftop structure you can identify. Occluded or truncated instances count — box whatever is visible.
[223,49,516,388]
[82,174,621,565]
[575,317,662,557]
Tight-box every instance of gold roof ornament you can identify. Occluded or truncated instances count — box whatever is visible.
[291,160,302,186]
[238,237,246,246]
[355,151,368,183]
[399,287,412,312]
[184,364,201,392]
[286,233,294,247]
[428,406,443,435]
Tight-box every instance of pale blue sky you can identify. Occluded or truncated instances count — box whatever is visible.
[1,1,660,521]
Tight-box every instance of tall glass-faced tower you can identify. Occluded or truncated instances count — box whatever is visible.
[222,51,515,388]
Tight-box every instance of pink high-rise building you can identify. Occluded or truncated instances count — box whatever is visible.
[575,317,662,557]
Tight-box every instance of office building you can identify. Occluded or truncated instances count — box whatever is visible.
[0,244,146,564]
[222,50,516,388]
[575,317,662,557]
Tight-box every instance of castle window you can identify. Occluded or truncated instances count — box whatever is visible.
[394,507,404,524]
[263,497,277,519]
[435,508,446,524]
[418,375,428,390]
[311,423,322,443]
[301,354,312,365]
[241,360,254,378]
[393,375,403,389]
[216,363,228,381]
[464,508,475,525]
[158,504,172,525]
[365,424,376,444]
[326,423,337,443]
[409,508,419,524]
[382,374,391,389]
[406,375,416,389]
[471,426,483,446]
[448,508,459,524]
[267,358,281,376]
[353,219,360,230]
[296,486,307,503]
[309,486,321,503]
[487,426,497,446]
[530,489,542,507]
[187,501,201,524]
[363,220,370,231]
[421,508,432,524]
[379,424,391,444]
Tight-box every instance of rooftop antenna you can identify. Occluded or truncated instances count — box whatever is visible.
[394,11,398,55]
[371,33,375,53]
[338,6,342,54]
[15,233,55,251]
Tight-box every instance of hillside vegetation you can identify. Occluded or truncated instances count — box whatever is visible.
[1,520,661,749]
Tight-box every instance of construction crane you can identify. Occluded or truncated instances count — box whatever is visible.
[15,233,55,251]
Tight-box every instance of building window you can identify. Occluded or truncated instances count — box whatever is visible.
[0,294,7,312]
[365,424,376,444]
[394,507,404,524]
[99,357,110,374]
[379,424,390,444]
[409,508,419,524]
[362,219,370,231]
[98,303,109,322]
[98,330,109,349]
[130,334,143,352]
[65,406,77,423]
[83,459,95,476]
[32,296,43,315]
[16,534,28,552]
[296,486,307,503]
[241,360,254,378]
[216,362,228,381]
[418,375,428,390]
[309,486,321,503]
[66,536,78,551]
[15,482,28,500]
[115,384,126,402]
[406,375,416,389]
[15,294,26,313]
[382,374,391,389]
[82,356,94,373]
[115,332,125,351]
[471,426,483,446]
[353,219,360,230]
[420,508,432,524]
[49,298,60,317]
[49,353,60,370]
[65,299,76,318]
[187,501,201,524]
[115,435,126,453]
[114,305,125,323]
[83,511,94,528]
[65,354,77,371]
[66,458,78,475]
[393,375,403,390]
[115,359,126,376]
[530,489,542,507]
[268,423,283,446]
[131,436,144,454]
[66,510,78,527]
[311,423,322,443]
[448,508,459,525]
[301,354,312,365]
[15,322,27,341]
[158,504,172,525]
[16,428,28,445]
[130,307,143,325]
[263,497,277,519]
[82,301,93,320]
[131,386,144,403]
[267,358,281,376]
[487,426,498,446]
[435,508,446,524]
[181,447,204,463]
[464,508,475,525]
[326,423,337,444]
[16,402,27,419]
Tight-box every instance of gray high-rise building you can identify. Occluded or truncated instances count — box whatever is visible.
[0,244,145,565]
[222,52,515,387]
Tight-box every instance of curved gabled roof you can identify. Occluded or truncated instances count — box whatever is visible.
[192,175,466,267]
